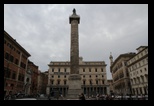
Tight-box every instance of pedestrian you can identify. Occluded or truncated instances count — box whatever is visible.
[5,94,11,100]
[60,94,64,100]
[79,93,85,100]
[48,95,51,100]
[96,94,100,100]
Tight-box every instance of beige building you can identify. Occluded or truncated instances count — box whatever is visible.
[127,46,148,95]
[110,53,136,95]
[46,57,109,97]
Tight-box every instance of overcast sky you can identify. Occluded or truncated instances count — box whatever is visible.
[4,4,148,79]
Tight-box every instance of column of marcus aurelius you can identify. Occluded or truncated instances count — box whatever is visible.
[67,8,82,99]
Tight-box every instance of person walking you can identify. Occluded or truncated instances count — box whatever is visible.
[79,93,85,100]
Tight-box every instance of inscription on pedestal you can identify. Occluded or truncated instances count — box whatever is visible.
[68,75,81,80]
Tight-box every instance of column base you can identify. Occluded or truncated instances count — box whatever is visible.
[66,74,82,99]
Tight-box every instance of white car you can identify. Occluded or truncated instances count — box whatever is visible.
[40,94,45,98]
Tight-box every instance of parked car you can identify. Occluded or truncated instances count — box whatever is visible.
[37,94,47,100]
[40,94,45,98]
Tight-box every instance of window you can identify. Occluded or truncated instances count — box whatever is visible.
[64,68,66,72]
[89,68,91,72]
[4,40,6,44]
[134,78,136,84]
[58,68,60,72]
[22,55,27,59]
[5,68,11,78]
[102,75,104,77]
[18,75,21,81]
[57,80,60,85]
[96,80,98,85]
[83,68,85,72]
[58,75,60,78]
[13,47,16,51]
[101,68,103,72]
[11,84,14,89]
[141,76,144,83]
[144,68,147,71]
[64,80,66,85]
[95,68,97,72]
[83,75,85,78]
[51,81,54,85]
[17,50,20,55]
[83,81,85,85]
[15,59,19,65]
[9,44,12,49]
[124,61,127,66]
[52,76,54,78]
[96,75,98,78]
[26,78,29,82]
[64,75,66,78]
[10,55,14,62]
[89,75,91,78]
[52,68,54,72]
[12,72,16,79]
[22,75,24,81]
[126,71,129,77]
[102,80,104,84]
[139,62,141,67]
[20,62,26,69]
[140,70,142,73]
[5,52,9,60]
[7,43,9,47]
[90,80,92,85]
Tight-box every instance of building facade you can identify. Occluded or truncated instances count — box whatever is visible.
[110,53,136,95]
[46,57,109,97]
[38,71,48,94]
[127,46,148,95]
[4,30,31,96]
[28,60,39,95]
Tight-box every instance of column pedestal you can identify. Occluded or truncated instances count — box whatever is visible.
[67,74,82,99]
